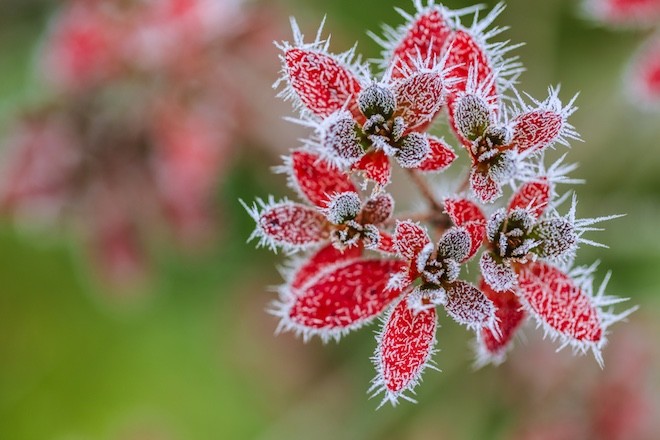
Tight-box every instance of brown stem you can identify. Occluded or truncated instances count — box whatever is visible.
[406,169,443,211]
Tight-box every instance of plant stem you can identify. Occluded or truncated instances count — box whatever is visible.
[406,169,443,211]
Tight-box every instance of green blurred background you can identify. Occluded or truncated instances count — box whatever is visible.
[1,0,658,439]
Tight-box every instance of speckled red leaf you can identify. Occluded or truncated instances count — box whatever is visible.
[586,0,660,25]
[258,202,328,250]
[372,297,437,403]
[508,179,551,219]
[283,259,407,339]
[443,30,497,100]
[511,110,563,154]
[417,136,456,172]
[290,243,363,290]
[289,150,357,208]
[470,167,502,203]
[353,149,391,186]
[444,280,496,330]
[377,231,396,254]
[390,7,453,78]
[393,220,430,262]
[285,48,362,118]
[516,261,604,345]
[477,278,526,361]
[444,197,486,260]
[393,70,445,132]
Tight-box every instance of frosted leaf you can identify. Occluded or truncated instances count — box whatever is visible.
[470,167,502,203]
[453,93,493,140]
[511,110,563,153]
[243,198,328,252]
[508,179,551,219]
[474,278,526,366]
[358,83,397,119]
[284,48,362,118]
[385,5,453,78]
[287,243,363,291]
[321,111,363,166]
[377,231,396,254]
[286,150,357,208]
[444,280,496,330]
[407,285,447,312]
[480,251,517,292]
[533,217,578,260]
[394,220,431,261]
[417,136,456,172]
[353,149,392,186]
[516,261,605,351]
[391,116,406,142]
[362,192,394,225]
[393,70,445,132]
[370,297,438,407]
[438,227,471,263]
[444,29,497,101]
[273,259,407,342]
[396,132,430,168]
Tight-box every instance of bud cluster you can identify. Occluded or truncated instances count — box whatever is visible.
[245,1,635,407]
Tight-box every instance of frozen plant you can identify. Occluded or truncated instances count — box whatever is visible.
[244,1,636,407]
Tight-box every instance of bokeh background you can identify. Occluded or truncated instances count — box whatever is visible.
[1,0,659,439]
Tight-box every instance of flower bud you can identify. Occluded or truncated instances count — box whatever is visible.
[322,110,363,166]
[325,191,362,224]
[454,93,492,140]
[358,83,396,119]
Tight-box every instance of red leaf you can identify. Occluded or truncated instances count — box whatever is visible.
[445,280,496,330]
[417,136,456,172]
[477,278,526,363]
[586,0,660,25]
[377,231,396,254]
[444,30,497,100]
[285,48,362,118]
[444,197,486,260]
[372,297,437,404]
[390,7,453,78]
[470,167,502,203]
[353,149,391,186]
[289,150,357,208]
[516,261,604,345]
[511,110,563,154]
[508,179,551,219]
[280,259,407,341]
[393,70,445,132]
[290,243,362,291]
[393,221,430,261]
[256,201,328,250]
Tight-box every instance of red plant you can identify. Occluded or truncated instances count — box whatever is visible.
[244,1,635,406]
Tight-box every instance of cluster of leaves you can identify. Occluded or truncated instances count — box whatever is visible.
[244,1,635,407]
[584,0,660,108]
[0,0,278,286]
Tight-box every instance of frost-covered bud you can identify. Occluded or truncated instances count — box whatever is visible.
[488,208,537,259]
[358,83,396,119]
[362,193,394,225]
[407,285,447,312]
[454,93,492,140]
[438,227,471,263]
[321,111,363,165]
[325,192,361,224]
[487,209,507,242]
[489,150,517,185]
[507,208,536,234]
[441,258,461,283]
[396,132,429,168]
[480,251,517,292]
[532,217,577,259]
[362,224,381,249]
